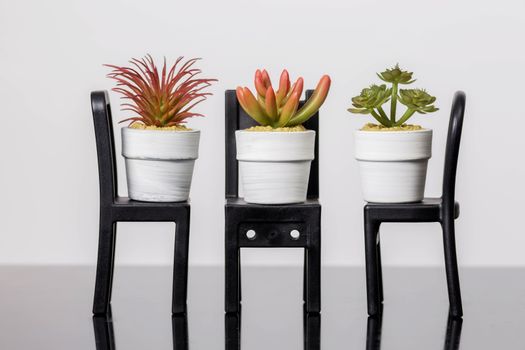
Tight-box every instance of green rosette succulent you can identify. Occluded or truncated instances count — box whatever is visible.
[377,64,415,84]
[398,89,438,113]
[348,85,392,126]
[348,65,438,127]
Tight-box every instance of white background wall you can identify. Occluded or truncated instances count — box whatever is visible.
[1,0,524,267]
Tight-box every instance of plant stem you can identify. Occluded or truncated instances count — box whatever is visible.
[370,109,392,127]
[377,106,389,122]
[390,82,398,124]
[394,109,416,126]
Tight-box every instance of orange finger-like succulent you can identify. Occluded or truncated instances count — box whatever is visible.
[236,69,330,128]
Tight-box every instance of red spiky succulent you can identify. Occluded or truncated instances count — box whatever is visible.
[105,55,217,127]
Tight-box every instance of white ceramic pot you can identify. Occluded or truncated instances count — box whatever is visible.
[236,130,315,204]
[354,129,432,203]
[121,127,200,202]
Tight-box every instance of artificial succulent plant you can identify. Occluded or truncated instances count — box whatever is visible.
[105,55,217,127]
[348,65,438,127]
[236,69,331,128]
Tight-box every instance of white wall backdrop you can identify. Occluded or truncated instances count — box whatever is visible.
[1,0,524,266]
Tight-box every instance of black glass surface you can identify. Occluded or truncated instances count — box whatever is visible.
[0,266,522,349]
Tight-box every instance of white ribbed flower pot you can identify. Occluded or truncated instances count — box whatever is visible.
[236,130,315,204]
[121,128,200,202]
[355,129,432,203]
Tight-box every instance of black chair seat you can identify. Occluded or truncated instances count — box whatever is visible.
[113,197,190,207]
[110,197,190,221]
[365,198,460,223]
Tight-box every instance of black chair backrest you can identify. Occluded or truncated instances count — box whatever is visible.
[91,90,118,204]
[225,89,320,199]
[442,91,466,209]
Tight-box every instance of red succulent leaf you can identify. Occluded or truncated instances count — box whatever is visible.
[105,55,217,126]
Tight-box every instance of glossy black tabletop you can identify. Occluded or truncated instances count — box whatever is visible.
[0,266,523,349]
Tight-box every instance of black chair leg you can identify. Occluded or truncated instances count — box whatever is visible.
[238,255,242,302]
[93,217,116,315]
[172,209,190,314]
[376,237,384,303]
[303,249,307,302]
[442,219,463,317]
[305,244,321,313]
[365,220,381,316]
[225,218,240,313]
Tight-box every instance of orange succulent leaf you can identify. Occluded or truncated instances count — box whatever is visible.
[278,90,300,127]
[265,87,278,121]
[236,87,271,125]
[261,69,272,89]
[292,77,304,101]
[254,70,267,98]
[289,75,331,126]
[281,77,303,106]
[276,69,290,105]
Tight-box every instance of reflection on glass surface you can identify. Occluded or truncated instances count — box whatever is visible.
[93,312,116,350]
[92,308,188,350]
[225,309,320,350]
[365,314,382,350]
[1,266,522,349]
[365,313,463,350]
[443,316,463,350]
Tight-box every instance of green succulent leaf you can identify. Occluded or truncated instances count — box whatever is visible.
[348,84,392,113]
[398,89,439,114]
[347,107,370,114]
[377,64,415,85]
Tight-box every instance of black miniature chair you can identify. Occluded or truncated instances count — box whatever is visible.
[364,91,466,318]
[91,91,191,315]
[225,309,320,350]
[366,313,463,350]
[224,90,321,313]
[93,308,188,350]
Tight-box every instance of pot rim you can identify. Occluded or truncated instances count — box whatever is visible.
[236,129,315,135]
[123,127,200,134]
[354,128,432,134]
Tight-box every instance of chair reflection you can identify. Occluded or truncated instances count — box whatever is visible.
[225,310,320,350]
[366,314,463,350]
[92,309,188,350]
